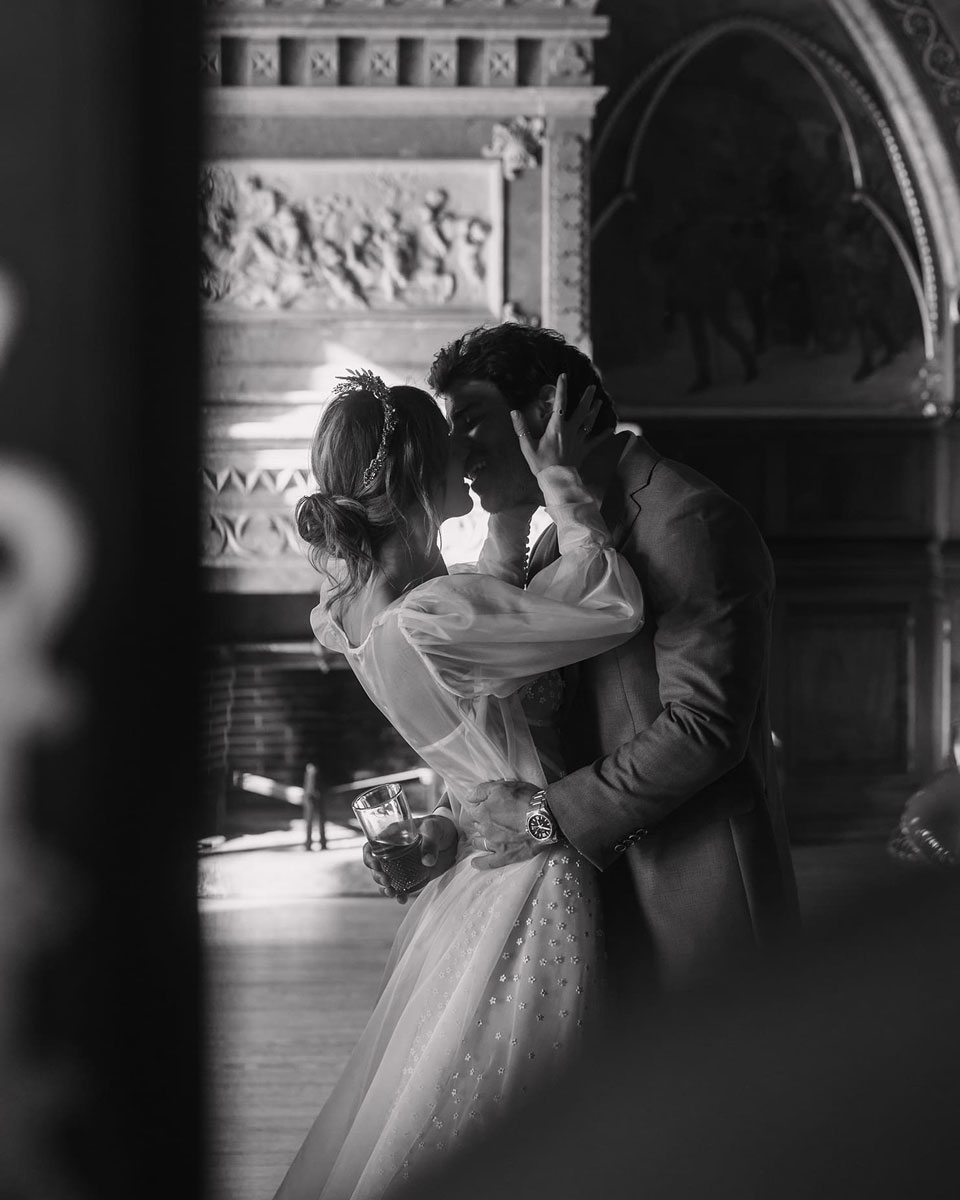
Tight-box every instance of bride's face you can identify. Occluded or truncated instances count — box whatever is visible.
[439,435,473,521]
[443,380,543,513]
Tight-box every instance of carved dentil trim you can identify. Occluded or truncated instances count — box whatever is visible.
[482,116,546,180]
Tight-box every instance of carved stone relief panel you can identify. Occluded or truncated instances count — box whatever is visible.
[200,159,504,315]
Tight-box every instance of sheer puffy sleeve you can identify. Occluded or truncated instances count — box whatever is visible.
[395,467,644,700]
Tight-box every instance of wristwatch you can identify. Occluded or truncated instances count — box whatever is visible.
[525,789,559,845]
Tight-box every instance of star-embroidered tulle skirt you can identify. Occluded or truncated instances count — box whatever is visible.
[271,845,602,1200]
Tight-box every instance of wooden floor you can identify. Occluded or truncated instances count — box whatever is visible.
[201,833,908,1200]
[204,897,406,1200]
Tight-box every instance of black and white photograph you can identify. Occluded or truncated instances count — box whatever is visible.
[2,3,959,1199]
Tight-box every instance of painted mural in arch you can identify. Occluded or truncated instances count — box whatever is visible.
[593,33,928,415]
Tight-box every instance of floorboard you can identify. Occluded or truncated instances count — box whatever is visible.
[201,829,912,1200]
[204,898,406,1200]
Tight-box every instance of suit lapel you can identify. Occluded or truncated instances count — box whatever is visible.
[605,436,660,547]
[525,435,661,578]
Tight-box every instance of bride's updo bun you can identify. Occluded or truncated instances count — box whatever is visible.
[296,381,449,606]
[296,492,372,566]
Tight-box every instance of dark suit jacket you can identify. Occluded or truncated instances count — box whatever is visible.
[530,435,800,990]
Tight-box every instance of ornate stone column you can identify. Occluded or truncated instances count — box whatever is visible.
[200,0,607,596]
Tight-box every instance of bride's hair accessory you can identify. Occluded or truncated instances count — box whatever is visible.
[331,369,397,488]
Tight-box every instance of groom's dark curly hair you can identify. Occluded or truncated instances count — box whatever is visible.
[427,323,619,434]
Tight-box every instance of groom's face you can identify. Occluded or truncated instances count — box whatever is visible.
[444,380,543,513]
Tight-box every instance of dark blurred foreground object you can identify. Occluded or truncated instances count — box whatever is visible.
[0,3,201,1198]
[888,759,960,869]
[404,871,960,1200]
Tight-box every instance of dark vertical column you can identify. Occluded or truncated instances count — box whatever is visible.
[0,3,202,1198]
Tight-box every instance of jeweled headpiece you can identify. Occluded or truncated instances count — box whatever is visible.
[331,369,397,488]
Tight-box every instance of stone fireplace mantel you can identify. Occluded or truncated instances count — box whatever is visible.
[202,0,608,594]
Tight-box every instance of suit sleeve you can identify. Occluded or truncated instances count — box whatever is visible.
[545,491,774,870]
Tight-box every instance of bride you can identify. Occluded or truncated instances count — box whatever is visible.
[273,368,644,1200]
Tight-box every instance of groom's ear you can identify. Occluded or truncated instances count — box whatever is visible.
[521,385,555,436]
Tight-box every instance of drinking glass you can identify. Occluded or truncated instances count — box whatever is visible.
[352,782,432,895]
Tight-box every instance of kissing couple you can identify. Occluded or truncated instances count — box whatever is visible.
[273,321,799,1200]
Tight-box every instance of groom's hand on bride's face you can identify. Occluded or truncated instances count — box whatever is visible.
[362,813,459,904]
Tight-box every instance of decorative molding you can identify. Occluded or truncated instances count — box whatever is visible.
[203,84,607,118]
[202,466,311,496]
[427,39,458,86]
[501,299,541,326]
[364,39,399,86]
[200,20,608,87]
[546,128,590,349]
[247,38,280,85]
[200,40,222,85]
[880,0,960,149]
[545,38,593,84]
[204,510,305,563]
[307,38,339,85]
[204,3,603,25]
[482,115,546,179]
[200,158,503,314]
[484,38,518,87]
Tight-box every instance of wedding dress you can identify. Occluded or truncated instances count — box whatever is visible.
[272,466,644,1200]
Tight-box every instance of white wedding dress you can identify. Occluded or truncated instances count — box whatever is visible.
[272,467,644,1200]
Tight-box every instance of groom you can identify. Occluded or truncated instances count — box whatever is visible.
[367,322,799,992]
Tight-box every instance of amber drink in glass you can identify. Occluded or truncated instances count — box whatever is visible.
[352,782,431,895]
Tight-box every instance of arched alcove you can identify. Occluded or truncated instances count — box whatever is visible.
[591,17,951,417]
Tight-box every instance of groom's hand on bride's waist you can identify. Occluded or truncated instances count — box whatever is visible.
[362,813,459,904]
[464,780,544,871]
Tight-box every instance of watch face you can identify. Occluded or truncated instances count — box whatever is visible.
[528,812,555,841]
